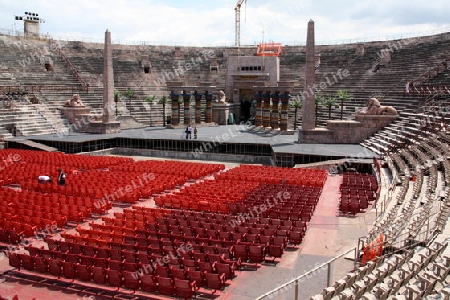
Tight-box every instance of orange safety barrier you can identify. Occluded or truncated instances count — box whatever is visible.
[360,234,384,266]
[256,42,283,57]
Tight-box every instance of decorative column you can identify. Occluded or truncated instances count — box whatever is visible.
[205,91,213,123]
[302,19,316,130]
[262,91,271,128]
[102,29,116,124]
[182,90,191,125]
[194,90,202,124]
[170,91,180,126]
[271,91,280,129]
[255,90,263,127]
[280,91,290,131]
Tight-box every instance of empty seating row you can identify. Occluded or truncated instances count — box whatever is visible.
[108,159,225,178]
[8,252,225,297]
[339,173,378,215]
[215,164,327,187]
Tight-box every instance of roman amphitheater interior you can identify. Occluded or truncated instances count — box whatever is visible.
[0,17,450,300]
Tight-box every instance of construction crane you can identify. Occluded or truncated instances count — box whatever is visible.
[235,0,246,47]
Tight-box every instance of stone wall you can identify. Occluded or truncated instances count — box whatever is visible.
[298,115,398,144]
[85,147,272,164]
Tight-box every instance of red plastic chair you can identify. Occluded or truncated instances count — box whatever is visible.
[205,272,226,293]
[33,256,48,273]
[158,276,175,296]
[170,267,187,280]
[216,261,236,280]
[62,261,77,281]
[18,253,34,271]
[289,230,304,245]
[47,258,62,278]
[153,261,170,275]
[123,270,140,292]
[140,274,157,292]
[267,245,283,262]
[234,244,248,261]
[137,252,151,265]
[64,253,80,264]
[107,259,124,271]
[198,261,216,273]
[187,269,205,289]
[249,245,266,269]
[93,257,108,269]
[75,264,92,282]
[105,268,122,290]
[174,278,197,299]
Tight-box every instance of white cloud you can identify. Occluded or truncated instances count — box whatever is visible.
[1,0,449,46]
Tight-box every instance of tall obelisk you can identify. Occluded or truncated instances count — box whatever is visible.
[102,29,115,124]
[301,20,315,130]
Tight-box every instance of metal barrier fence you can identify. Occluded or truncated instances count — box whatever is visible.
[255,247,357,300]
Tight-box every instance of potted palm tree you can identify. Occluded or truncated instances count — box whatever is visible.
[123,88,135,106]
[114,90,121,116]
[321,96,337,120]
[314,93,324,127]
[144,95,169,126]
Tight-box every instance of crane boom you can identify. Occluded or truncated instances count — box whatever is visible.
[235,0,246,47]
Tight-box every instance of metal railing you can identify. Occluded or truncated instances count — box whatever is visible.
[2,26,450,47]
[48,38,89,92]
[255,247,357,300]
[0,85,86,94]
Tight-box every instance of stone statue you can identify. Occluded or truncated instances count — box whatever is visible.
[357,98,397,115]
[218,90,227,103]
[64,94,85,107]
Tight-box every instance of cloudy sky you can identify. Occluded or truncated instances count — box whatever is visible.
[1,0,450,46]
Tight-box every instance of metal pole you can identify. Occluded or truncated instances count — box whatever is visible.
[294,279,299,300]
[375,197,378,218]
[327,261,332,286]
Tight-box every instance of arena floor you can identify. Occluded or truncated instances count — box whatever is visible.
[0,158,378,300]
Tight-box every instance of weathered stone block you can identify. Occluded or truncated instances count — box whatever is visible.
[298,115,398,143]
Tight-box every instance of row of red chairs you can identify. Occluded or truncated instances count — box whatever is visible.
[339,200,363,216]
[0,149,132,169]
[7,200,109,216]
[8,252,223,297]
[25,244,234,274]
[0,203,91,224]
[339,173,378,215]
[45,237,246,269]
[155,183,323,216]
[0,227,23,244]
[71,225,292,251]
[341,172,378,191]
[17,171,186,202]
[110,207,308,234]
[96,218,148,232]
[109,159,225,178]
[214,165,327,187]
[74,219,304,250]
[0,188,111,215]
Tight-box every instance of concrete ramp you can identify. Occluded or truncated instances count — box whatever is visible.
[13,139,58,152]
